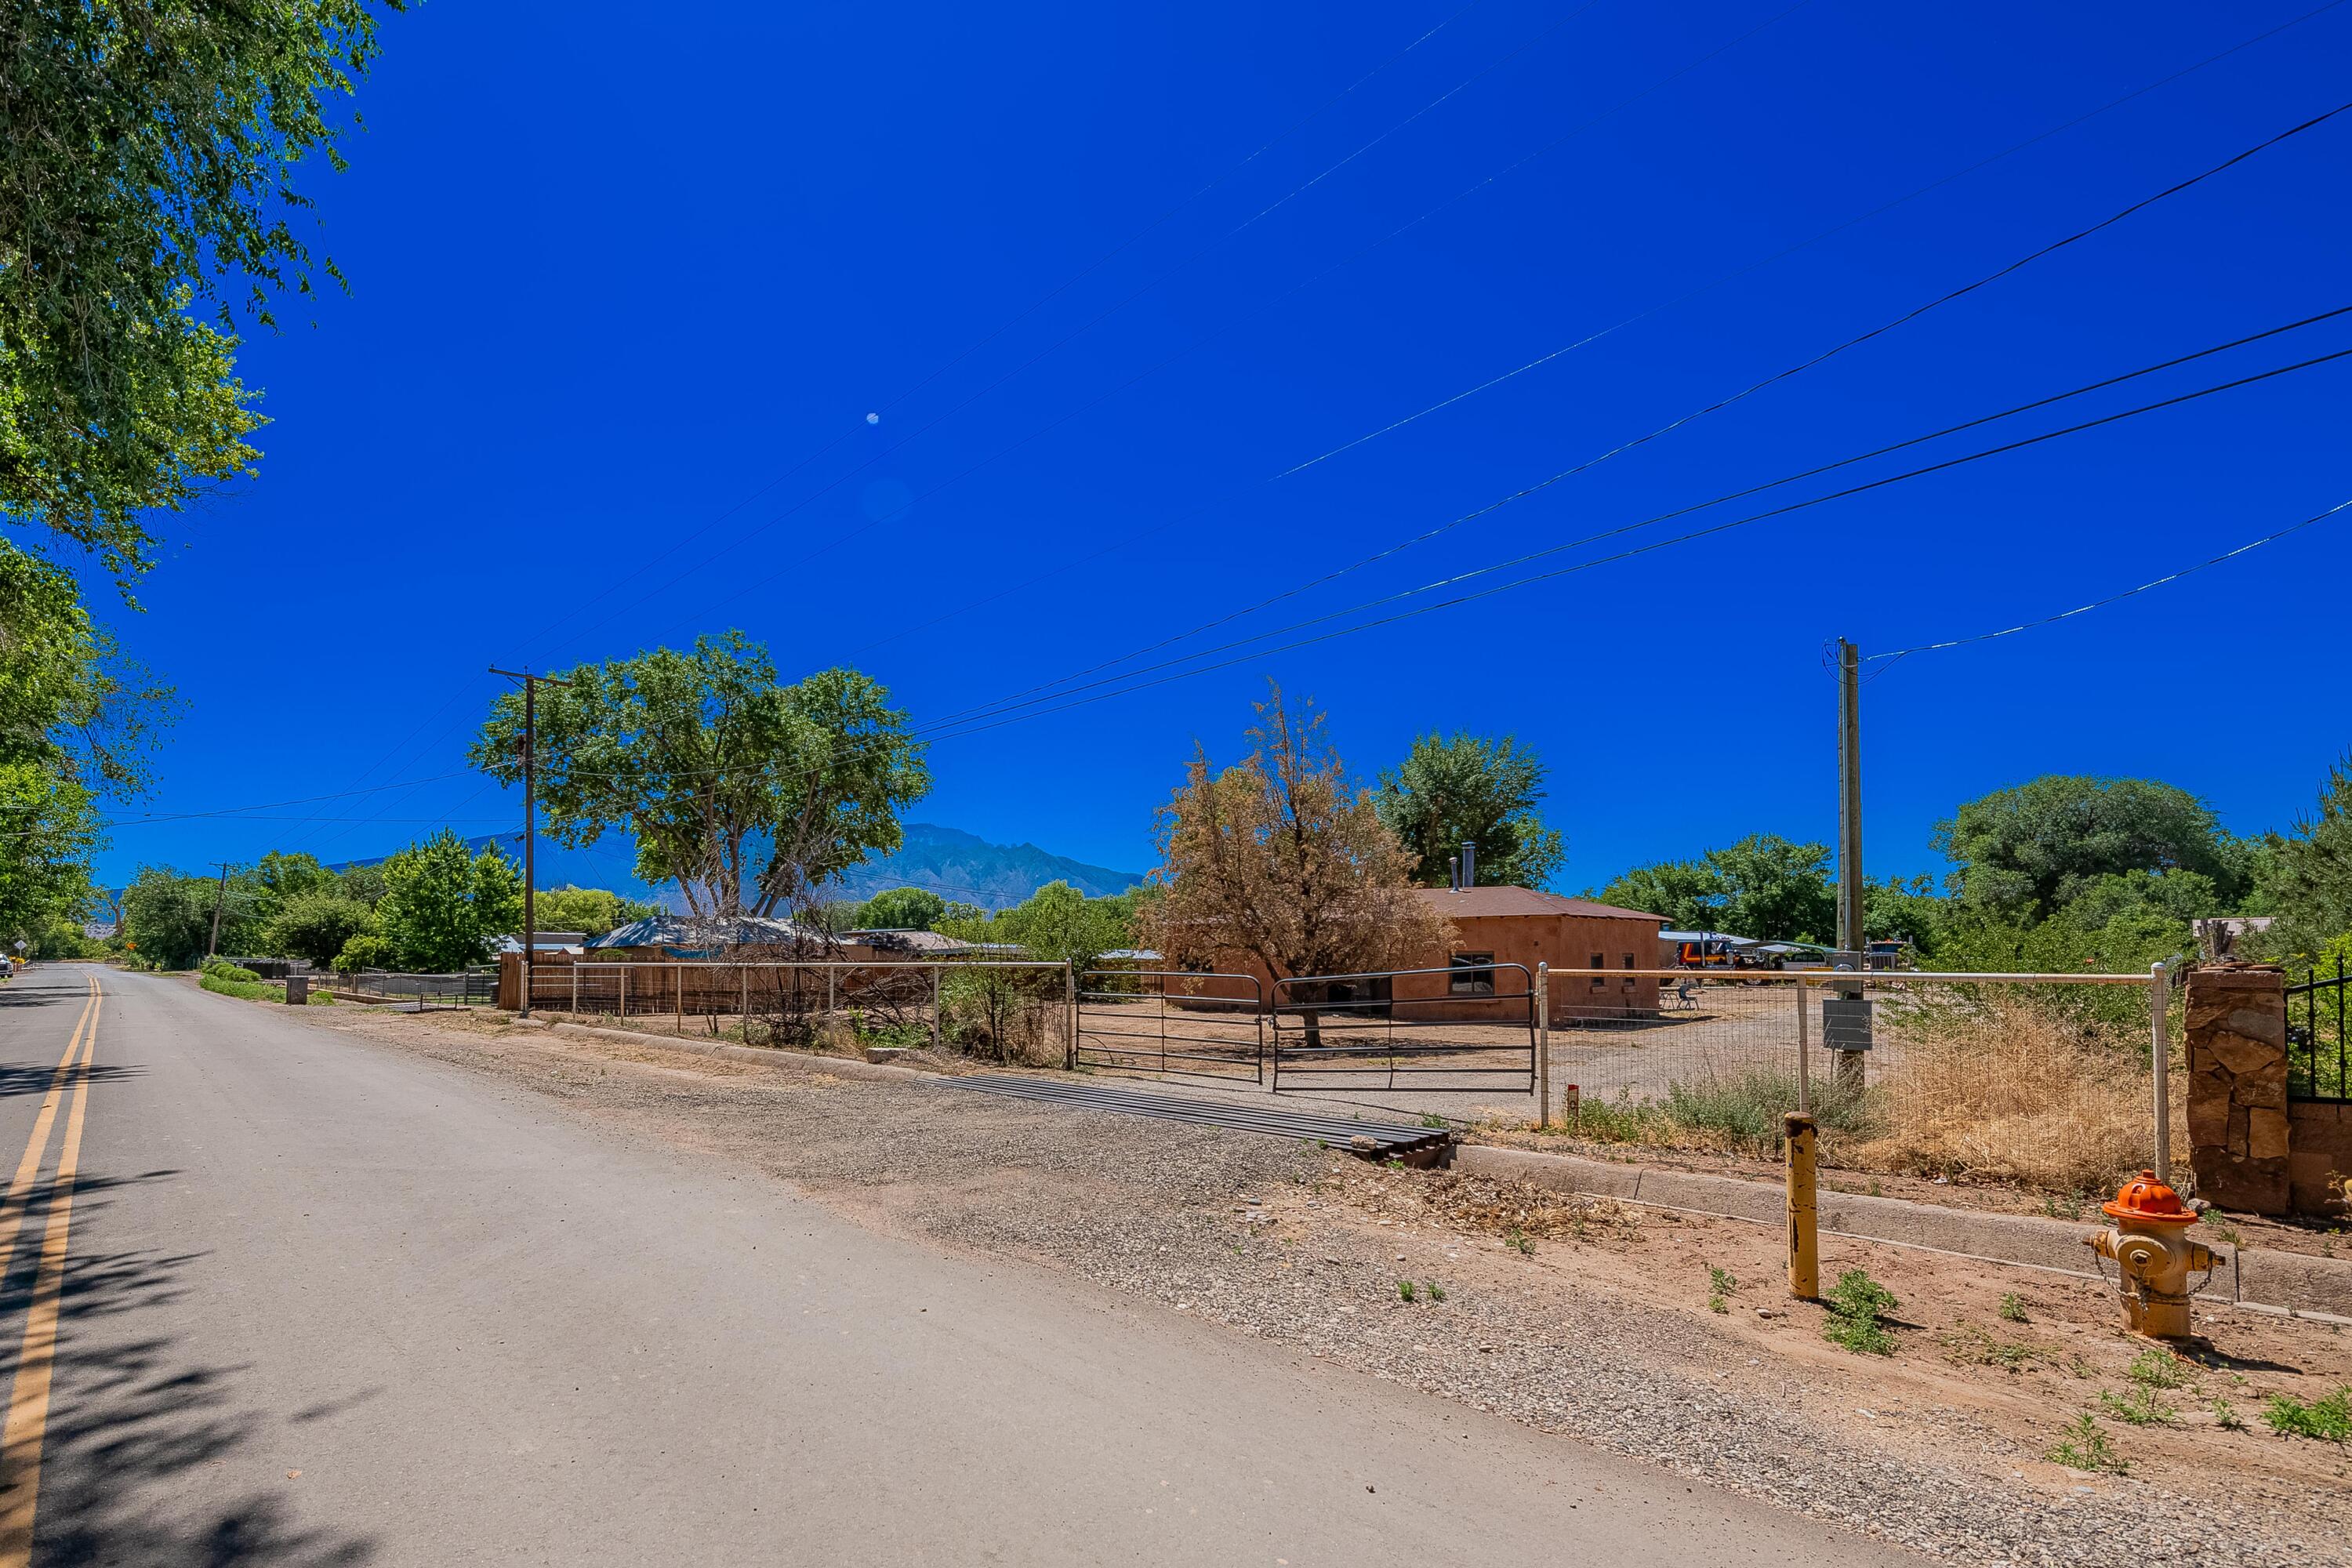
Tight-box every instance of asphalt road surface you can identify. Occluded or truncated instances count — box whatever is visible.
[0,964,1910,1566]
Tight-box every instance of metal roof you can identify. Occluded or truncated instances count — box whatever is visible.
[1415,887,1669,923]
[587,914,834,950]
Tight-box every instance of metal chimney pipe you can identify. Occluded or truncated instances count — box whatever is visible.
[1462,841,1476,887]
[1448,855,1460,892]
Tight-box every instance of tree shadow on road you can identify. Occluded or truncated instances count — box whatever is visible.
[3,1174,381,1566]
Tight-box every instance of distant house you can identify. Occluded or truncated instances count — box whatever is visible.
[586,914,858,960]
[495,931,588,956]
[844,928,979,960]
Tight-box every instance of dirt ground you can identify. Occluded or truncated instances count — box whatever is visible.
[271,996,2352,1565]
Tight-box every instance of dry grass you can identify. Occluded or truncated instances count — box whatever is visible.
[1339,1167,1642,1242]
[1846,997,2175,1193]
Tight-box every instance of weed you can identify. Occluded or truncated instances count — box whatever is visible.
[2206,1221,2243,1247]
[1397,1279,1416,1302]
[2042,1192,2084,1221]
[1384,1156,1406,1171]
[2212,1398,2247,1432]
[2066,1353,2097,1381]
[1939,1322,2036,1372]
[1708,1293,1729,1315]
[1867,1180,1883,1197]
[2263,1388,2352,1443]
[2047,1414,2128,1474]
[1998,1292,2028,1324]
[1420,1113,1448,1129]
[2099,1385,2177,1427]
[1823,1269,1899,1356]
[1708,1265,1738,1297]
[2127,1348,2186,1390]
[1427,1283,1446,1302]
[1505,1229,1534,1257]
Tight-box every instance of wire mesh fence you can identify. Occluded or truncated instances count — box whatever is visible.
[1543,967,2174,1193]
[528,960,1073,1065]
[1272,965,1537,1095]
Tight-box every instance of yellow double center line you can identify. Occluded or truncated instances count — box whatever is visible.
[0,972,101,1567]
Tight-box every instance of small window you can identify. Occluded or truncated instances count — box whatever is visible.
[1589,953,1606,989]
[1449,953,1496,996]
[1623,952,1637,988]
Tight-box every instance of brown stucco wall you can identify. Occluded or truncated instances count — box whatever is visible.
[1202,909,1661,1021]
[2288,1100,2352,1218]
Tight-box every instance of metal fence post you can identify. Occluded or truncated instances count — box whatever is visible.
[827,963,837,1016]
[1795,976,1811,1116]
[1535,960,1550,1128]
[676,964,684,1034]
[2150,961,2172,1185]
[619,966,627,1021]
[1065,960,1076,1071]
[931,964,942,1050]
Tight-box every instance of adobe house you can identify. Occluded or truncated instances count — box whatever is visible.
[1195,886,1668,1022]
[1406,885,1668,1022]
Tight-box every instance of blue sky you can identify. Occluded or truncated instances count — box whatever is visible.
[77,0,2352,894]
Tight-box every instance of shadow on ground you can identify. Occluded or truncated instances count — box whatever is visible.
[0,1172,379,1566]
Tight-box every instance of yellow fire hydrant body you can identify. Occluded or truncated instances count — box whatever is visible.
[2085,1170,2213,1340]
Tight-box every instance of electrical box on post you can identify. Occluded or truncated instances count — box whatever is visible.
[1820,996,1872,1052]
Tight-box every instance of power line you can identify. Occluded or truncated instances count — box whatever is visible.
[847,27,2352,660]
[909,343,2352,744]
[477,323,2352,793]
[1860,496,2352,670]
[918,305,2352,733]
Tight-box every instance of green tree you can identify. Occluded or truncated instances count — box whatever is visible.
[2,1,397,586]
[854,887,948,931]
[119,866,216,970]
[1599,834,1836,942]
[470,634,929,920]
[989,881,1133,974]
[373,830,521,971]
[0,544,171,946]
[1934,777,2238,924]
[1374,731,1565,888]
[2257,755,2352,963]
[531,886,655,939]
[264,888,378,966]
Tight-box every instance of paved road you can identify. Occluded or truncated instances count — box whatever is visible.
[0,964,1907,1566]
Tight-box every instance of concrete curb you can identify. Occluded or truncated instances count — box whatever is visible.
[505,1014,939,1085]
[1456,1144,2352,1320]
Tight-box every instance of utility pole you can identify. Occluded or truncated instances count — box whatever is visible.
[1831,637,1867,1095]
[489,667,572,1018]
[1836,637,1864,956]
[206,861,232,959]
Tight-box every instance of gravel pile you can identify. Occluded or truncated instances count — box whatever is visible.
[336,1013,2346,1566]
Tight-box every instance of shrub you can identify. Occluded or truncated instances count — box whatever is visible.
[2047,1413,2128,1474]
[201,959,260,983]
[2263,1388,2352,1443]
[333,934,396,975]
[1823,1269,1898,1356]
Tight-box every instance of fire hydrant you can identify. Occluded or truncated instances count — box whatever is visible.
[2085,1170,2214,1340]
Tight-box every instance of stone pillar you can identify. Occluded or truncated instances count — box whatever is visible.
[2184,964,2291,1214]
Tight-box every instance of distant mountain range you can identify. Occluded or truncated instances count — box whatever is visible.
[328,822,1143,913]
[823,822,1144,909]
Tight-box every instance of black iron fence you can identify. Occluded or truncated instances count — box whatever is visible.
[339,969,498,1010]
[2288,956,2349,1103]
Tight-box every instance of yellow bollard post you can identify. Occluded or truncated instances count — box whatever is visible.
[1784,1110,1819,1301]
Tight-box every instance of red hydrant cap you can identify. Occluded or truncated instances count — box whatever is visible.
[2101,1170,2198,1225]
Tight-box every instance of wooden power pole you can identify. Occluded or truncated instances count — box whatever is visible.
[489,667,571,1018]
[206,861,232,959]
[1835,637,1864,956]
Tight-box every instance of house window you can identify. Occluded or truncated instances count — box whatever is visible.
[1623,952,1637,989]
[1449,953,1496,996]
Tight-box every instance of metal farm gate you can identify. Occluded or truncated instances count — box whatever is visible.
[1073,970,1265,1085]
[1271,964,1537,1095]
